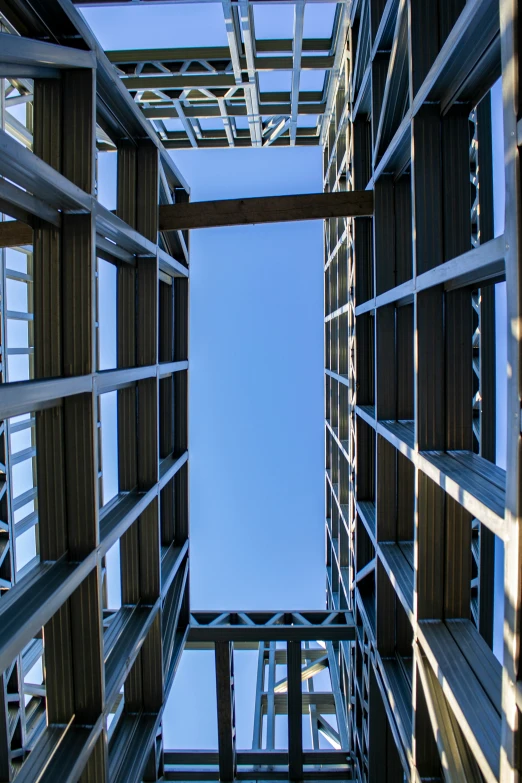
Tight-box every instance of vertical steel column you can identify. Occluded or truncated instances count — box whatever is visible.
[251,641,265,750]
[499,0,522,779]
[476,95,496,648]
[0,66,23,781]
[287,640,303,781]
[116,143,138,494]
[410,25,443,778]
[215,641,236,781]
[62,67,106,782]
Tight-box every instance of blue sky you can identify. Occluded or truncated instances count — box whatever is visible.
[170,146,325,610]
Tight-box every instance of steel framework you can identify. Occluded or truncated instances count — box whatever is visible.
[0,1,191,780]
[91,0,349,150]
[0,0,521,781]
[323,0,521,780]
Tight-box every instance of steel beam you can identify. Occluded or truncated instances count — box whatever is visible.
[188,611,356,642]
[289,3,305,145]
[0,31,95,70]
[287,641,303,781]
[214,642,236,782]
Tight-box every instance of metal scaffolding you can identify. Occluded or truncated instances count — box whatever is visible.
[0,0,520,781]
[324,0,521,780]
[0,1,190,779]
[93,0,349,150]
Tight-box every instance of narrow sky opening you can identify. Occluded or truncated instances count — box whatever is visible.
[170,146,325,611]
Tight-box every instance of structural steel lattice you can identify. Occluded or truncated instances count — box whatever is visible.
[0,0,521,781]
[324,0,520,781]
[100,1,347,150]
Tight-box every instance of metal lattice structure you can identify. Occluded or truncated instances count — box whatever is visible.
[324,0,522,780]
[78,0,350,150]
[0,2,190,779]
[0,0,521,780]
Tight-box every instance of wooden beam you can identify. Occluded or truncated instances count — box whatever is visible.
[1,191,372,243]
[159,191,373,231]
[0,220,33,248]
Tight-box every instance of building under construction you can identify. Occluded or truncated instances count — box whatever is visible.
[0,0,519,780]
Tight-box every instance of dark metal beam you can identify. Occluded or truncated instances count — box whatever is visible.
[0,30,95,69]
[106,40,333,63]
[287,641,303,781]
[215,642,236,782]
[189,611,356,642]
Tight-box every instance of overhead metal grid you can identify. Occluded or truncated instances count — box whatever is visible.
[78,0,349,149]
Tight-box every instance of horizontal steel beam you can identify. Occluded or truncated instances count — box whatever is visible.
[14,718,104,783]
[351,411,506,540]
[0,31,96,70]
[143,102,326,119]
[159,191,373,230]
[353,234,505,316]
[165,750,350,765]
[0,451,188,675]
[188,610,356,642]
[0,217,188,276]
[0,362,188,419]
[123,74,236,90]
[0,128,91,212]
[164,768,353,781]
[106,40,332,63]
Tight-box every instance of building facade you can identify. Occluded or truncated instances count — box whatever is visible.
[0,0,520,781]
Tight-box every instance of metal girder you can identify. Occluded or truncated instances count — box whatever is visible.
[0,217,188,278]
[104,2,346,148]
[0,363,188,419]
[0,127,91,212]
[287,641,303,781]
[163,750,352,782]
[158,191,373,230]
[143,101,326,120]
[415,647,483,782]
[214,642,236,782]
[0,31,95,70]
[324,0,512,779]
[238,0,262,147]
[106,40,332,64]
[274,654,328,693]
[188,610,356,642]
[165,750,350,765]
[289,3,305,146]
[14,719,104,783]
[0,5,192,783]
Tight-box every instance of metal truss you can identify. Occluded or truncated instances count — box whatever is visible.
[177,612,355,782]
[74,0,349,150]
